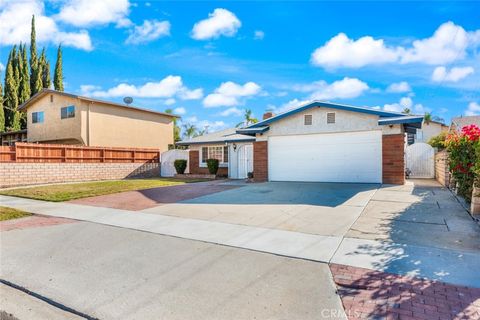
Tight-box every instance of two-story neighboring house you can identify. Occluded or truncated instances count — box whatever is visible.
[19,89,179,152]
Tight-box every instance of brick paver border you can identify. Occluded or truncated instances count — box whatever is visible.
[330,264,480,320]
[0,215,76,232]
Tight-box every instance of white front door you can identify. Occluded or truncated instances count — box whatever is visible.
[237,144,253,179]
[268,131,382,183]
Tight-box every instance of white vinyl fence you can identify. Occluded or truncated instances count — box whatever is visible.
[161,149,189,177]
[406,143,435,178]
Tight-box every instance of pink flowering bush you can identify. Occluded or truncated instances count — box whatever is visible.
[445,124,480,202]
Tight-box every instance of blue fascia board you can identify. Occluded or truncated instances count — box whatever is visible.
[235,126,270,135]
[248,101,406,129]
[378,116,424,125]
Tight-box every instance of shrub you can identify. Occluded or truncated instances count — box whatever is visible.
[173,159,187,174]
[206,158,219,175]
[445,125,480,202]
[428,131,447,150]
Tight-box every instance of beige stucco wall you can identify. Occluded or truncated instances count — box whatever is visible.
[26,93,174,151]
[27,93,86,144]
[255,107,402,141]
[415,121,447,143]
[88,103,173,152]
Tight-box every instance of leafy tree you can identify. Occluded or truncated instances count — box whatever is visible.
[182,123,198,139]
[402,108,411,115]
[424,112,432,124]
[32,57,43,96]
[40,48,51,88]
[54,45,64,91]
[165,108,181,142]
[0,82,5,132]
[236,109,258,128]
[428,131,447,150]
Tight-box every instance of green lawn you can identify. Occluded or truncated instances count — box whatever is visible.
[0,206,32,221]
[0,178,208,202]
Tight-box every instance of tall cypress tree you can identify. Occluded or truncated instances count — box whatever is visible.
[0,82,5,133]
[4,51,20,131]
[18,44,31,103]
[40,48,51,89]
[54,45,63,91]
[29,15,43,96]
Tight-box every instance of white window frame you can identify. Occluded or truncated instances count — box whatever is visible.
[200,145,229,167]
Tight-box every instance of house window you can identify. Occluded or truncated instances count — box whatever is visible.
[201,146,229,164]
[327,112,335,124]
[304,114,312,125]
[61,105,75,119]
[32,111,44,123]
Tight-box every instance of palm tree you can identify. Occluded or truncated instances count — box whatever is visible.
[236,109,258,128]
[182,124,198,139]
[165,108,181,142]
[424,112,432,124]
[402,108,411,115]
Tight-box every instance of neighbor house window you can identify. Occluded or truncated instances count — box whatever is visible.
[304,114,312,125]
[327,112,335,124]
[32,111,44,123]
[61,105,75,119]
[201,146,229,164]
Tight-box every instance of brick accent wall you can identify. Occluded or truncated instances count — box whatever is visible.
[253,141,268,182]
[435,150,450,187]
[188,150,228,177]
[382,134,405,184]
[0,162,159,188]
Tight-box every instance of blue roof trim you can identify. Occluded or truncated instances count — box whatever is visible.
[224,138,256,143]
[248,101,407,128]
[236,126,270,134]
[378,116,424,125]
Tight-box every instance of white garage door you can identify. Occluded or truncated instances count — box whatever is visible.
[268,131,382,183]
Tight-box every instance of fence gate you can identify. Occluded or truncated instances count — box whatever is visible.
[161,149,189,177]
[406,143,435,178]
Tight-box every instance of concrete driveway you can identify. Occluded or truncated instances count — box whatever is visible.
[0,221,345,320]
[143,182,379,236]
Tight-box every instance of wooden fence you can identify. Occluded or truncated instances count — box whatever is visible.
[0,143,160,163]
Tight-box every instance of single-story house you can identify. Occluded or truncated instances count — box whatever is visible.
[0,129,28,146]
[177,128,255,179]
[450,115,480,132]
[18,89,179,152]
[178,101,423,184]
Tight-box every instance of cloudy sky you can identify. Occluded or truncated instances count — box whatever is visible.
[1,1,479,132]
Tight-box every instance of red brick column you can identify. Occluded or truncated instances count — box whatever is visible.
[382,134,405,184]
[253,141,268,182]
[189,150,199,174]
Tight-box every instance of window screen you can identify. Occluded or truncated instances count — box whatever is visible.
[304,114,312,125]
[327,112,335,124]
[61,105,75,119]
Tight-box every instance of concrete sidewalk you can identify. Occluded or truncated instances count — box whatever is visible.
[2,194,480,287]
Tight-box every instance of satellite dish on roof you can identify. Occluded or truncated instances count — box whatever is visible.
[123,97,133,105]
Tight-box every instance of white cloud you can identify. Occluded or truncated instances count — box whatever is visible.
[386,81,411,93]
[83,75,203,100]
[173,107,186,115]
[293,77,369,100]
[219,107,242,117]
[183,117,227,133]
[164,98,176,106]
[0,0,92,50]
[125,20,170,44]
[311,33,400,68]
[179,88,204,100]
[0,63,5,72]
[311,21,480,69]
[273,99,310,114]
[431,66,474,82]
[466,102,480,116]
[191,8,241,40]
[56,0,130,27]
[80,85,101,95]
[254,30,265,40]
[203,81,261,108]
[382,97,429,114]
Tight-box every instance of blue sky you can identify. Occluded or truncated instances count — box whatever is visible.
[1,1,479,133]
